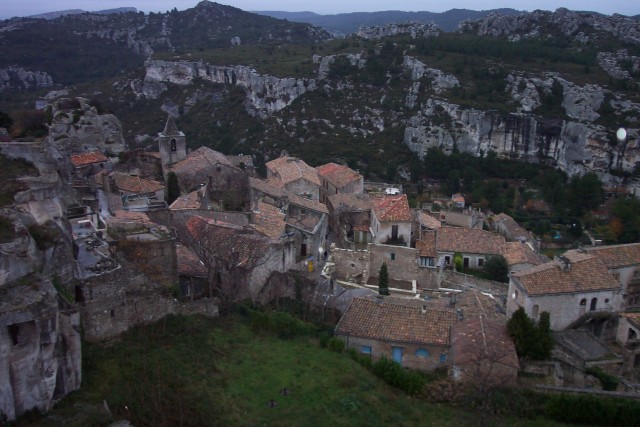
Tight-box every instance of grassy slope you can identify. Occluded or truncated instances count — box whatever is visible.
[15,314,569,427]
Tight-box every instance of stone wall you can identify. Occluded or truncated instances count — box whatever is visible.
[369,244,418,284]
[331,247,370,284]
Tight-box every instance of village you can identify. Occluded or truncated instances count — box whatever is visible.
[63,117,640,393]
[2,107,640,421]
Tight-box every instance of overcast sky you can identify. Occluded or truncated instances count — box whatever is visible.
[1,1,637,20]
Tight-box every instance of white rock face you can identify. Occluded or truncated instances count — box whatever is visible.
[559,79,604,122]
[142,60,318,118]
[357,22,441,40]
[47,97,126,154]
[403,98,640,184]
[403,56,459,94]
[0,67,53,91]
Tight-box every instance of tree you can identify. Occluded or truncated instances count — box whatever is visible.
[0,109,13,130]
[612,198,640,243]
[453,252,463,272]
[483,255,509,283]
[378,262,390,296]
[507,308,553,360]
[166,172,180,205]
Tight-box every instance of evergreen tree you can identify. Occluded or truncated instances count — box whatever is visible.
[507,308,553,360]
[378,262,390,296]
[166,172,180,205]
[484,254,509,283]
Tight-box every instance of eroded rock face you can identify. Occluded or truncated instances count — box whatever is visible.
[357,22,441,39]
[141,60,318,118]
[403,98,639,184]
[0,67,53,91]
[47,97,126,154]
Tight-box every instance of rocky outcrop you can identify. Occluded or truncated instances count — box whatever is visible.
[141,60,318,118]
[47,97,126,154]
[459,8,640,45]
[0,67,53,91]
[403,56,459,95]
[313,53,366,79]
[357,22,441,40]
[598,50,640,80]
[80,28,156,57]
[403,98,639,184]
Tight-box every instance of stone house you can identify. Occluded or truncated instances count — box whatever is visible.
[316,162,363,204]
[434,207,484,229]
[100,171,166,201]
[170,147,248,211]
[491,212,539,251]
[370,194,412,246]
[581,243,640,311]
[503,241,549,274]
[429,226,506,270]
[266,156,320,200]
[451,193,465,208]
[507,251,622,331]
[176,243,209,301]
[327,193,373,250]
[616,313,640,374]
[335,297,455,371]
[70,151,109,179]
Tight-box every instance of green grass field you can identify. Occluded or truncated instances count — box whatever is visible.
[14,314,574,427]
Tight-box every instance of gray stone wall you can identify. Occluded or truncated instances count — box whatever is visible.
[369,244,418,283]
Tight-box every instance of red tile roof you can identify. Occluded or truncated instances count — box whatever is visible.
[504,241,548,267]
[436,226,506,256]
[512,251,621,296]
[328,193,373,212]
[70,151,108,167]
[266,156,320,186]
[176,244,207,277]
[169,189,203,210]
[452,316,519,370]
[251,202,286,239]
[418,211,442,230]
[288,193,329,214]
[372,194,411,222]
[316,162,362,189]
[170,146,235,176]
[111,172,165,194]
[335,297,454,346]
[583,243,640,269]
[416,232,437,257]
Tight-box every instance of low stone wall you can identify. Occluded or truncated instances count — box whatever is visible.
[440,270,509,297]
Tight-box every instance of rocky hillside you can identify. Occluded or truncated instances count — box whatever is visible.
[0,1,330,87]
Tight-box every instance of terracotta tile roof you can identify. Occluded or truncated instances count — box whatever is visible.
[185,215,270,268]
[493,213,532,241]
[111,210,152,223]
[328,193,373,212]
[111,172,165,194]
[170,146,235,176]
[418,211,442,229]
[416,232,437,257]
[251,202,286,239]
[583,243,640,269]
[170,189,203,210]
[621,312,640,328]
[504,241,549,267]
[372,194,411,222]
[512,251,621,296]
[452,316,519,369]
[250,177,286,199]
[452,289,507,323]
[176,244,207,277]
[70,151,108,167]
[335,297,454,346]
[266,156,320,186]
[316,162,362,189]
[452,193,465,203]
[436,226,506,256]
[288,193,329,214]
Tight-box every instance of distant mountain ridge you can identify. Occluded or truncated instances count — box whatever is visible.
[28,7,137,20]
[255,8,525,34]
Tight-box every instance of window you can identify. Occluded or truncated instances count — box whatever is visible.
[444,256,451,265]
[361,345,372,355]
[477,258,485,267]
[390,253,396,261]
[532,304,539,319]
[419,257,434,267]
[110,309,115,318]
[439,353,447,363]
[391,224,399,240]
[415,348,430,358]
[170,139,177,152]
[590,298,598,311]
[463,257,470,268]
[579,298,587,306]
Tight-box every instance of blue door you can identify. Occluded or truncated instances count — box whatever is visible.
[392,346,403,364]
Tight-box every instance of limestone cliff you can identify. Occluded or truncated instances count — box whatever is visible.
[0,67,53,91]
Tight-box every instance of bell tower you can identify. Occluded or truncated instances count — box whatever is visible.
[158,115,186,176]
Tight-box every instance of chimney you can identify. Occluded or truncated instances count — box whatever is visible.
[421,305,427,314]
[557,255,571,271]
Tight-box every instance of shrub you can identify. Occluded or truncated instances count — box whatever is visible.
[28,221,61,250]
[318,331,330,348]
[585,366,619,391]
[327,337,345,353]
[371,357,425,395]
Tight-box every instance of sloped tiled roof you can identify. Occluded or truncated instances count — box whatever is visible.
[436,226,505,256]
[452,316,519,369]
[251,202,286,239]
[111,172,165,194]
[170,146,235,177]
[266,156,320,186]
[186,216,270,268]
[161,115,181,136]
[289,193,329,214]
[512,251,621,296]
[169,189,203,210]
[418,211,442,230]
[328,193,373,212]
[416,232,437,257]
[583,243,640,269]
[316,162,362,188]
[371,194,411,222]
[70,151,108,167]
[452,289,507,323]
[493,213,532,241]
[335,297,454,346]
[176,244,207,277]
[621,312,640,329]
[504,241,549,267]
[250,177,286,199]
